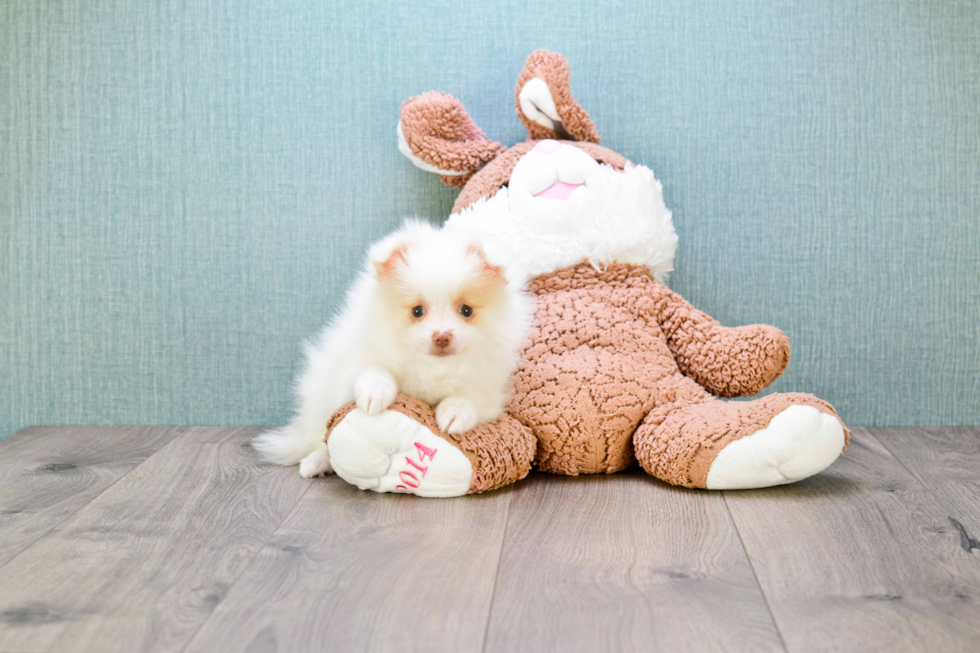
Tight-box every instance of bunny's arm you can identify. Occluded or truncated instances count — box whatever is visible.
[646,280,790,397]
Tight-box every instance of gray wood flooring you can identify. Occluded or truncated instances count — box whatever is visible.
[0,425,978,652]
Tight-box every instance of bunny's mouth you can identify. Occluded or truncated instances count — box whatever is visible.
[534,181,581,200]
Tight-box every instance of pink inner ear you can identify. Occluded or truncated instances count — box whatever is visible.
[376,246,408,278]
[534,181,580,200]
[467,245,502,278]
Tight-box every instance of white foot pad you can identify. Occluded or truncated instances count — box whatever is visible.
[327,409,473,497]
[706,405,845,490]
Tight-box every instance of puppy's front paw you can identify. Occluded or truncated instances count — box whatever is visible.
[354,368,397,415]
[299,449,333,478]
[435,397,478,435]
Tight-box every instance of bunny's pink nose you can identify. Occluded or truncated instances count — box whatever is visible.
[532,139,563,155]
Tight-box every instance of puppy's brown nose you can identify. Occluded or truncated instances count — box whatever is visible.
[432,331,453,348]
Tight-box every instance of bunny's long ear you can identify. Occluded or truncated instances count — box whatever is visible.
[515,50,599,144]
[398,92,506,188]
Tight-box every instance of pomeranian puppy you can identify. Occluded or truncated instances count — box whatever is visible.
[253,220,529,478]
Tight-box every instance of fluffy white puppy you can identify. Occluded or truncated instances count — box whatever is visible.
[253,220,529,478]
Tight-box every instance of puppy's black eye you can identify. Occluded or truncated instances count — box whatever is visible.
[458,305,473,318]
[411,306,425,318]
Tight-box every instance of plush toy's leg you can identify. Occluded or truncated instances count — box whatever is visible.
[633,388,849,490]
[325,395,535,497]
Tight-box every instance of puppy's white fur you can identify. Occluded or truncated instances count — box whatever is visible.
[253,220,529,477]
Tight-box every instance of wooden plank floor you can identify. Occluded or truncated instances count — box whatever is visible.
[0,427,978,653]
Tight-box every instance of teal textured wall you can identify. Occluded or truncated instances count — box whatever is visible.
[2,0,978,439]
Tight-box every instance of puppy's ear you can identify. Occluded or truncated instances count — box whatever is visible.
[372,245,407,278]
[515,50,599,144]
[399,92,506,188]
[467,244,504,281]
[369,232,412,279]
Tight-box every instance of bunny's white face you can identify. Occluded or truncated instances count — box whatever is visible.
[448,157,677,286]
[506,140,609,231]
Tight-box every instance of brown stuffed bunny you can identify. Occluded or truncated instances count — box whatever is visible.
[324,50,848,497]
